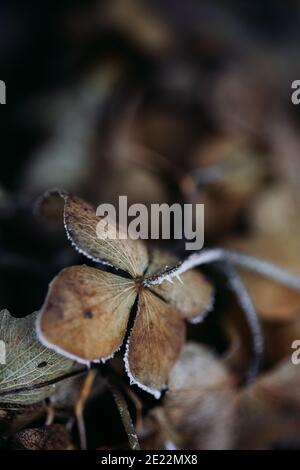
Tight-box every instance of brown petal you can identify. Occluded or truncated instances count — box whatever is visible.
[160,342,235,449]
[64,194,149,277]
[146,250,214,322]
[125,288,185,398]
[38,266,137,363]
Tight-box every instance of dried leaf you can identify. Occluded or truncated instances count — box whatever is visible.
[38,266,137,363]
[0,310,79,405]
[8,424,72,450]
[0,404,46,436]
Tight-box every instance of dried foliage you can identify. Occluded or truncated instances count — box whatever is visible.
[1,0,300,451]
[37,191,213,397]
[0,310,82,405]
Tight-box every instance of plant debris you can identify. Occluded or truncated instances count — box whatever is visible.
[2,0,300,451]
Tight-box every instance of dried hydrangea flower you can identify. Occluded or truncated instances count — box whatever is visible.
[36,190,300,396]
[37,191,213,398]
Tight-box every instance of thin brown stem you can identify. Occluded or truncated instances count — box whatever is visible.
[75,369,97,450]
[108,378,141,450]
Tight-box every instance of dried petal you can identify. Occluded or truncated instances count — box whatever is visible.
[38,266,137,363]
[161,343,235,449]
[64,194,149,277]
[125,288,185,398]
[146,250,213,322]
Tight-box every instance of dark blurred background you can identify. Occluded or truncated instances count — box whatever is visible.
[1,0,300,189]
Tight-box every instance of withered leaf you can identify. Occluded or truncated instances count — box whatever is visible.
[38,266,137,363]
[0,310,79,405]
[0,403,46,436]
[8,424,72,450]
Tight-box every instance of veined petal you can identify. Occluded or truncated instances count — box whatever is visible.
[125,288,185,398]
[64,194,149,277]
[145,250,214,322]
[37,266,137,363]
[37,190,149,277]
